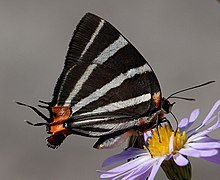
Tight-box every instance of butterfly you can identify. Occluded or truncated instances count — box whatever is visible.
[16,13,213,149]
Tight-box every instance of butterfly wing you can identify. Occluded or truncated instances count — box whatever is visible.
[50,13,162,148]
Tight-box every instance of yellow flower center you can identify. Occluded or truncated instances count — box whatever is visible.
[146,125,186,157]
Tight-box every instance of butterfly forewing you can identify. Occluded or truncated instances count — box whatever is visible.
[52,13,161,120]
[41,13,162,148]
[52,14,121,106]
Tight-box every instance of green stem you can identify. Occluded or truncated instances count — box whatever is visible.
[161,157,192,180]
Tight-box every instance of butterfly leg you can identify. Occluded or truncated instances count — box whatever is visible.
[155,115,162,142]
[160,117,173,130]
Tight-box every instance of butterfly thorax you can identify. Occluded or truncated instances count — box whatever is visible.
[49,106,71,133]
[46,106,72,148]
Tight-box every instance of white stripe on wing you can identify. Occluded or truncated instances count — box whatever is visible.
[57,20,104,105]
[72,63,152,113]
[80,93,151,116]
[64,35,128,105]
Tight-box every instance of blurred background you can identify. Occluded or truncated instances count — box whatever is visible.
[0,0,220,179]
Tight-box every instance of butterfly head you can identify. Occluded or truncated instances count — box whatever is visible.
[161,97,175,114]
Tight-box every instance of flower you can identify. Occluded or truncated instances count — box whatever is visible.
[98,99,220,180]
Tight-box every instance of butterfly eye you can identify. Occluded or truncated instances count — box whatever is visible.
[161,98,172,114]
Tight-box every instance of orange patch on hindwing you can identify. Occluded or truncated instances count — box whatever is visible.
[153,92,161,108]
[50,106,71,134]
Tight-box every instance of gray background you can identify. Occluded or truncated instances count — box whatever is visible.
[1,0,220,179]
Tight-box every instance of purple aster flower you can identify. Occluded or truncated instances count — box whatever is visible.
[98,99,220,180]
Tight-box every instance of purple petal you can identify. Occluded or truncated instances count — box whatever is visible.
[201,116,217,128]
[99,158,143,179]
[187,100,220,137]
[179,148,201,158]
[187,109,200,131]
[189,108,200,123]
[193,136,220,143]
[188,142,220,149]
[186,127,197,138]
[197,149,218,157]
[178,118,189,131]
[179,109,200,132]
[139,170,151,180]
[165,153,173,160]
[202,99,220,126]
[173,154,189,166]
[178,118,188,128]
[119,158,156,179]
[217,112,220,128]
[187,116,216,137]
[121,169,143,180]
[148,157,165,180]
[98,156,156,179]
[202,149,220,164]
[102,148,147,167]
[144,131,152,142]
[102,156,148,174]
[188,117,220,142]
[121,162,153,180]
[217,111,220,128]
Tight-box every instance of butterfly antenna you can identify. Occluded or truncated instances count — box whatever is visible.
[167,80,215,99]
[39,100,51,105]
[15,101,50,122]
[168,96,195,101]
[24,120,48,127]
